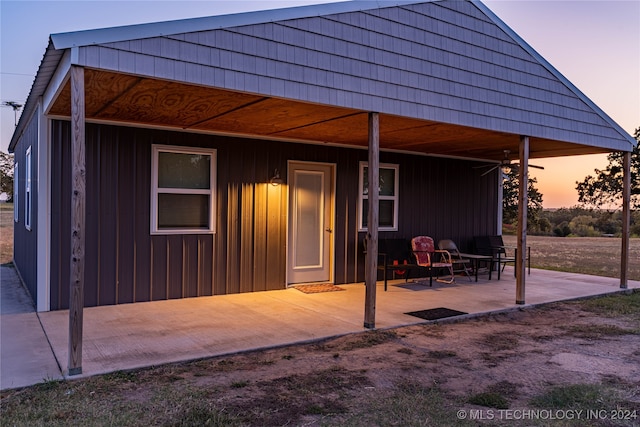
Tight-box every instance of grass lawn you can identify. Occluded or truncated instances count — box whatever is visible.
[503,235,640,281]
[0,203,14,265]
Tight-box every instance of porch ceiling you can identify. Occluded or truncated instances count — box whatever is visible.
[48,69,610,162]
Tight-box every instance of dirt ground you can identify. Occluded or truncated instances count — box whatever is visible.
[184,296,640,426]
[3,292,639,426]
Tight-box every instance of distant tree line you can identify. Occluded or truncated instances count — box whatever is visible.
[0,151,13,202]
[504,207,637,237]
[505,206,640,237]
[503,206,640,237]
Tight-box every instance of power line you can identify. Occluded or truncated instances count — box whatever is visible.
[0,72,34,77]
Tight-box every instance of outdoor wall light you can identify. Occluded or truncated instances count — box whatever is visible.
[270,169,283,186]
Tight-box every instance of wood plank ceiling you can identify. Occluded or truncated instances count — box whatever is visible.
[48,69,610,162]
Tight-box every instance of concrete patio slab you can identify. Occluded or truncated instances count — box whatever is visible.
[1,265,63,390]
[2,263,638,390]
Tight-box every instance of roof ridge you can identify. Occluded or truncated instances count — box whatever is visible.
[50,0,426,49]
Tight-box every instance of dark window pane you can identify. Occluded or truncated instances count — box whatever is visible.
[379,200,395,227]
[158,152,210,189]
[362,199,395,228]
[363,166,395,196]
[379,168,395,196]
[362,199,368,227]
[158,194,209,229]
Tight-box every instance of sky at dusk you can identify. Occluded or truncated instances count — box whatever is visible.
[1,0,638,208]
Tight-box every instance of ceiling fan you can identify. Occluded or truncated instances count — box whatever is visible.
[474,150,544,177]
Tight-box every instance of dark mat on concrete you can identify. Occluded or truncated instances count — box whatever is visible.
[405,307,467,321]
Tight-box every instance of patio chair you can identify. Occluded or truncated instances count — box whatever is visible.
[489,235,531,276]
[438,239,473,282]
[473,235,530,279]
[410,236,455,285]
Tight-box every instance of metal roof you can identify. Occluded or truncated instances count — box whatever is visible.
[9,40,63,151]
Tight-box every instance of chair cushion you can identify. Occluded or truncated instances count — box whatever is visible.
[411,236,435,266]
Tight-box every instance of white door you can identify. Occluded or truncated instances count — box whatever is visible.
[288,162,334,284]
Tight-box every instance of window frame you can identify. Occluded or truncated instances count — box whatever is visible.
[25,147,32,230]
[358,161,399,232]
[13,162,18,223]
[150,144,217,235]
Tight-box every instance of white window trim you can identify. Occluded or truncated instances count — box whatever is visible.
[25,147,32,231]
[13,162,18,222]
[358,162,399,232]
[150,144,217,235]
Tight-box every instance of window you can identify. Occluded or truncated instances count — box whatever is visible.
[151,145,216,234]
[13,162,18,222]
[358,162,399,231]
[25,147,32,230]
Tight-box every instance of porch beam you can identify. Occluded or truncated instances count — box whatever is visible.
[620,151,631,289]
[68,65,86,375]
[364,112,379,329]
[516,135,529,304]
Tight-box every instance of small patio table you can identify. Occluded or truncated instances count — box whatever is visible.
[457,253,494,282]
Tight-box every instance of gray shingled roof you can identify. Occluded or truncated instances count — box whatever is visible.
[10,0,634,152]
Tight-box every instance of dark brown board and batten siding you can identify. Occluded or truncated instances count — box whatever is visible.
[12,113,40,301]
[49,120,496,310]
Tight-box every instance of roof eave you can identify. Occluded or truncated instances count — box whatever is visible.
[8,39,64,152]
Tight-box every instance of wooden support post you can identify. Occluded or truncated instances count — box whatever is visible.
[68,65,86,375]
[516,136,529,305]
[620,151,631,289]
[364,112,379,329]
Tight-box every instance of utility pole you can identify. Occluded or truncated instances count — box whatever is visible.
[3,101,23,127]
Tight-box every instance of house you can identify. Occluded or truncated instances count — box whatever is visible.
[9,0,634,316]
